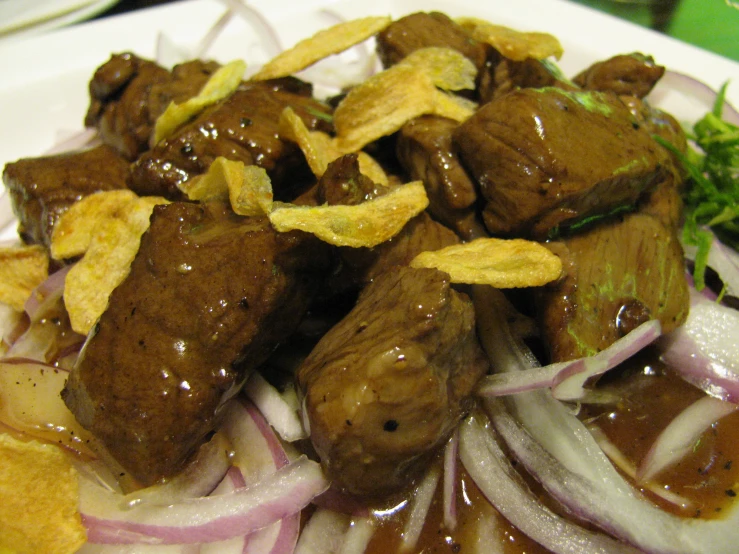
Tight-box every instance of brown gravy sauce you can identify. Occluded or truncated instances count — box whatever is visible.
[359,347,739,553]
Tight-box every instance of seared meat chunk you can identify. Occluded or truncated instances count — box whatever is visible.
[573,53,665,99]
[376,12,488,71]
[62,202,330,485]
[317,153,389,206]
[129,79,332,200]
[298,266,488,496]
[478,54,577,103]
[537,212,689,362]
[453,87,671,238]
[86,53,218,159]
[396,115,485,239]
[2,145,129,250]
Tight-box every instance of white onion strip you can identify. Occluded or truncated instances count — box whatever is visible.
[215,0,282,59]
[294,508,350,554]
[82,455,329,545]
[659,291,739,403]
[399,463,441,552]
[637,395,739,482]
[459,414,640,554]
[475,320,661,401]
[339,516,375,554]
[244,372,307,442]
[442,429,459,531]
[682,229,739,299]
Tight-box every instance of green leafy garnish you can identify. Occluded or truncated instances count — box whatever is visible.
[654,81,739,290]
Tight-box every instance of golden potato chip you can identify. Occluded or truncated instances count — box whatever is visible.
[64,197,166,335]
[252,16,392,81]
[399,47,477,91]
[0,245,48,312]
[152,59,246,145]
[0,434,86,554]
[269,180,428,247]
[456,17,563,61]
[410,237,563,288]
[333,57,476,153]
[50,189,139,260]
[278,107,388,185]
[230,165,274,216]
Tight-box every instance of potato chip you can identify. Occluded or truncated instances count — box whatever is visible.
[333,54,476,153]
[152,59,246,145]
[269,180,428,247]
[251,16,392,81]
[410,237,563,288]
[50,189,139,260]
[399,47,477,91]
[0,434,85,554]
[456,17,563,61]
[230,165,274,216]
[278,107,388,185]
[0,245,48,312]
[64,197,166,335]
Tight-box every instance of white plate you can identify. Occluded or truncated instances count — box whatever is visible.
[1,0,738,241]
[0,0,120,41]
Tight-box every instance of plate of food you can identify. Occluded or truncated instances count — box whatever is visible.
[1,0,738,553]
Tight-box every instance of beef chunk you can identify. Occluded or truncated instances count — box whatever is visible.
[85,53,218,160]
[573,53,665,99]
[298,266,488,496]
[2,145,129,250]
[537,212,689,362]
[478,54,577,104]
[62,202,330,485]
[396,115,485,239]
[376,12,488,71]
[453,87,671,238]
[317,153,389,206]
[129,80,333,200]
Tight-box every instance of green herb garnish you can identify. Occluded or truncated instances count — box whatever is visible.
[654,81,739,290]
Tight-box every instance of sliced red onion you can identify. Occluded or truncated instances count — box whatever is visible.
[193,9,235,60]
[214,0,282,59]
[459,413,640,554]
[44,128,101,155]
[156,32,191,68]
[475,319,661,401]
[474,285,739,553]
[122,433,231,509]
[399,463,440,552]
[0,301,23,351]
[23,264,71,322]
[243,372,307,442]
[81,455,329,545]
[637,395,739,483]
[468,499,504,554]
[586,424,691,510]
[294,508,350,554]
[659,291,739,403]
[658,70,739,126]
[442,429,459,531]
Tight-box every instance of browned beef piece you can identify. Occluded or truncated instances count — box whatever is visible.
[573,53,665,99]
[62,202,330,485]
[315,155,459,292]
[129,79,333,200]
[453,87,671,238]
[376,12,488,71]
[396,115,486,240]
[2,145,129,250]
[298,266,488,496]
[537,212,689,362]
[85,53,218,160]
[478,53,577,104]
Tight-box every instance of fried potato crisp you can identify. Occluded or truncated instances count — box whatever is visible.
[61,193,168,335]
[269,181,428,247]
[400,47,477,91]
[179,157,274,215]
[50,189,140,260]
[278,107,388,185]
[456,17,563,61]
[410,237,563,288]
[0,434,85,554]
[251,16,392,80]
[0,245,48,312]
[152,59,246,145]
[333,59,476,153]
